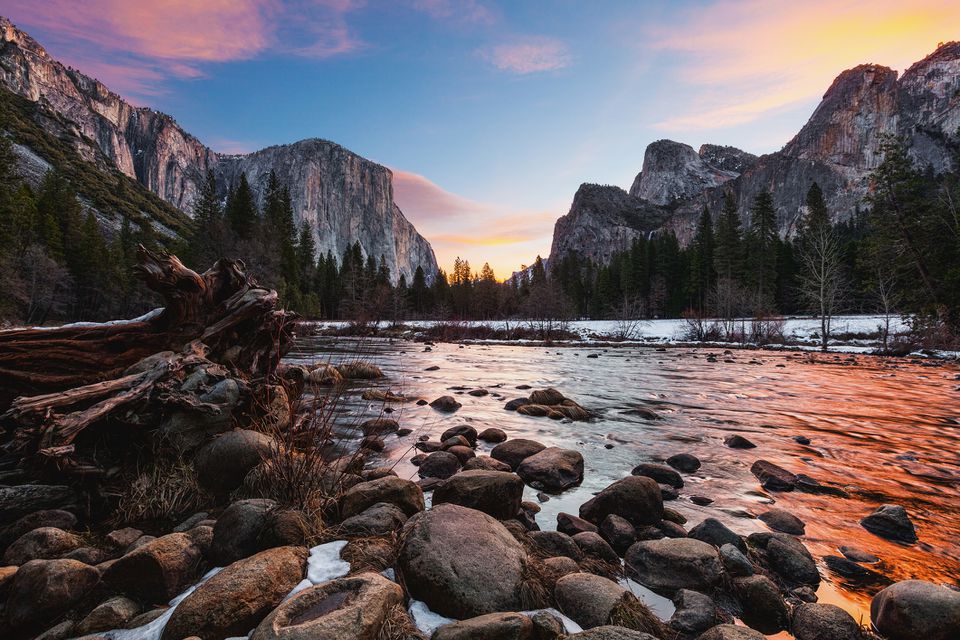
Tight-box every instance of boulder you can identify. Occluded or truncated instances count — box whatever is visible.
[860,504,918,543]
[580,476,663,527]
[748,532,820,586]
[106,527,144,550]
[491,439,547,470]
[530,531,583,561]
[758,509,806,535]
[340,476,425,518]
[558,512,598,536]
[734,574,789,634]
[433,470,524,520]
[442,435,472,449]
[517,447,585,492]
[339,502,409,536]
[750,460,797,491]
[625,538,723,594]
[430,395,462,412]
[600,514,637,555]
[666,453,701,473]
[441,425,479,446]
[544,555,581,578]
[792,603,863,640]
[530,388,566,405]
[669,589,724,636]
[210,498,277,565]
[433,612,534,640]
[824,555,885,582]
[5,559,100,630]
[719,543,753,577]
[360,418,400,436]
[695,625,765,640]
[398,503,528,618]
[870,580,960,640]
[75,596,141,635]
[688,518,746,552]
[419,451,462,479]
[447,445,477,464]
[251,572,402,640]
[162,546,307,640]
[631,463,683,488]
[478,428,508,443]
[337,361,383,379]
[194,429,276,494]
[0,510,77,548]
[308,364,342,385]
[3,527,82,565]
[463,455,512,472]
[555,572,632,629]
[573,532,620,564]
[103,532,202,601]
[505,397,531,411]
[0,485,77,522]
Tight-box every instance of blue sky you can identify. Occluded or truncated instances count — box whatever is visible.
[5,0,958,275]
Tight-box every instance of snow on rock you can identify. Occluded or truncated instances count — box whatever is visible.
[409,599,455,636]
[306,540,350,584]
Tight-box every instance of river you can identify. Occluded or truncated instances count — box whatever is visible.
[285,336,960,626]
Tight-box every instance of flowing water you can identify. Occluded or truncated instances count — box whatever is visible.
[286,336,960,625]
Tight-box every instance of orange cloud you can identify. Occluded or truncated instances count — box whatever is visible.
[482,36,571,74]
[646,0,960,131]
[392,169,556,277]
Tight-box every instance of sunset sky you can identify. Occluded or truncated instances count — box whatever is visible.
[4,0,959,277]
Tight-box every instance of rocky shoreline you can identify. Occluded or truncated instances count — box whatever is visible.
[1,353,958,640]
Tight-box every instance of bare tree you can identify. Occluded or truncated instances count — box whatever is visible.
[798,223,846,351]
[709,277,750,342]
[874,267,901,354]
[610,295,648,341]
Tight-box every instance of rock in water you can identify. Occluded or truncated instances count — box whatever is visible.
[723,435,756,449]
[750,460,798,491]
[758,509,806,535]
[860,504,918,543]
[418,450,461,479]
[631,463,683,488]
[791,603,863,640]
[871,580,960,640]
[666,453,701,473]
[491,438,547,470]
[398,503,528,618]
[624,538,723,594]
[430,395,462,412]
[734,574,789,634]
[251,572,403,640]
[579,476,664,527]
[432,470,524,519]
[688,518,746,552]
[517,447,585,492]
[162,546,307,640]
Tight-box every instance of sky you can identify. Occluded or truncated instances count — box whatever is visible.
[4,0,959,277]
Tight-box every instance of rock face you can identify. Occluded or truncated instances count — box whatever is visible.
[548,42,960,260]
[0,17,437,282]
[398,503,529,618]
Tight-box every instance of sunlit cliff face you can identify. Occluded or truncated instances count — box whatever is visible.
[287,339,960,621]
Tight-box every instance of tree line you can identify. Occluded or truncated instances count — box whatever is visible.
[2,134,957,345]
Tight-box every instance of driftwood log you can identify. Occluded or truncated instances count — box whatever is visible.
[0,246,297,464]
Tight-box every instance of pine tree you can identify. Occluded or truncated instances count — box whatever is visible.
[189,170,223,268]
[797,182,830,251]
[714,191,742,283]
[411,265,428,315]
[225,173,258,240]
[689,206,715,311]
[745,190,778,304]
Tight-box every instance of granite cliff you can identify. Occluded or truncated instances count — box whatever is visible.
[0,16,437,282]
[550,42,960,264]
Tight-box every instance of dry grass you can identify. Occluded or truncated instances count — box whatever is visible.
[342,535,400,574]
[376,603,425,640]
[609,595,674,640]
[518,557,552,610]
[112,453,210,525]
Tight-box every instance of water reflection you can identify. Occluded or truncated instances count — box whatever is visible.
[286,337,960,622]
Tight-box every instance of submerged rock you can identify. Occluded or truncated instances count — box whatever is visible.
[750,460,798,491]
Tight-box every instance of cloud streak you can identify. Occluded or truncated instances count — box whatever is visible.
[645,0,960,131]
[392,169,556,276]
[483,36,571,74]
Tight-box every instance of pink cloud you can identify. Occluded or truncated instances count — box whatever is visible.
[483,36,571,74]
[392,169,557,276]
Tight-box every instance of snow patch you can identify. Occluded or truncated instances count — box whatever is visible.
[306,540,350,584]
[409,600,455,636]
